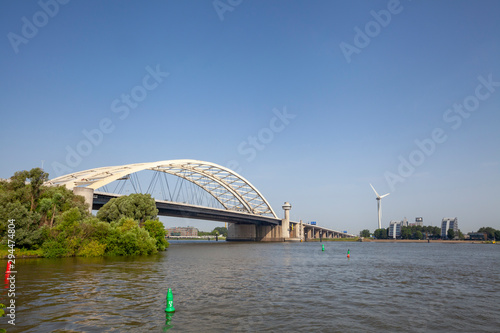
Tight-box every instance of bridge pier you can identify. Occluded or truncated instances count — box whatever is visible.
[73,187,94,213]
[314,228,320,239]
[304,228,311,240]
[227,224,257,241]
[227,201,296,242]
[299,220,304,241]
[227,223,284,241]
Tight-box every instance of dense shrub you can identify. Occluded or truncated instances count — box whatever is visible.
[0,168,167,258]
[144,219,169,251]
[105,218,157,256]
[77,240,107,257]
[42,240,69,258]
[96,194,158,223]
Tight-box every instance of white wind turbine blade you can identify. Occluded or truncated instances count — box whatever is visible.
[370,184,380,198]
[380,193,390,199]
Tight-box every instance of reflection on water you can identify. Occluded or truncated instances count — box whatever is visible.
[163,312,174,332]
[4,241,500,332]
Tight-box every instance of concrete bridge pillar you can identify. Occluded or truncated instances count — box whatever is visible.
[281,202,291,240]
[73,187,94,213]
[256,224,282,241]
[299,220,304,241]
[227,223,284,241]
[289,221,304,240]
[227,223,256,241]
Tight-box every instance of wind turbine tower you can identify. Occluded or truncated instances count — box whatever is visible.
[370,184,390,229]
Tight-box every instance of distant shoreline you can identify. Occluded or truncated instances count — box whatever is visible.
[360,239,493,244]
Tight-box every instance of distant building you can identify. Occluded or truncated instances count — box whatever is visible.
[167,226,198,237]
[415,217,423,226]
[389,221,400,239]
[388,220,406,239]
[388,218,413,238]
[441,218,458,239]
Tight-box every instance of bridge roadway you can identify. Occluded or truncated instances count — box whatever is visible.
[93,192,281,225]
[93,192,356,240]
[302,224,357,240]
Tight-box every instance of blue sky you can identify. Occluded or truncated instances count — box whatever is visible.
[1,0,499,234]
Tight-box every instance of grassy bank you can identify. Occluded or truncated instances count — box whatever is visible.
[0,245,43,259]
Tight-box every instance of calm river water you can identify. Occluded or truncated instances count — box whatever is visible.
[3,241,500,332]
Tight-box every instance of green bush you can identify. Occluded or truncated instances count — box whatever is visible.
[42,240,69,258]
[78,240,107,257]
[97,193,158,223]
[103,218,157,256]
[144,219,168,251]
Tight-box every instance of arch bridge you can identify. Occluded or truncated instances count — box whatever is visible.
[46,159,355,241]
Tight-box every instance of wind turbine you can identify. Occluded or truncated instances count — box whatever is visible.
[370,184,390,229]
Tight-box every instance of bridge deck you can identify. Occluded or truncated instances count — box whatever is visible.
[93,192,281,225]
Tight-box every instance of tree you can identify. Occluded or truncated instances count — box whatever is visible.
[374,228,387,239]
[432,226,441,239]
[415,230,423,240]
[104,217,157,256]
[38,185,88,227]
[477,227,496,240]
[212,227,227,237]
[0,201,47,249]
[97,193,158,223]
[400,227,412,239]
[10,168,49,211]
[360,229,370,238]
[144,219,169,251]
[447,228,455,240]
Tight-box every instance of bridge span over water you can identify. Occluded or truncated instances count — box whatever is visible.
[46,159,356,241]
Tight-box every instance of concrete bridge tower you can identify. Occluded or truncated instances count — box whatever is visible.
[282,202,291,240]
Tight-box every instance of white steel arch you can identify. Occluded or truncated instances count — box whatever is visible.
[45,159,278,218]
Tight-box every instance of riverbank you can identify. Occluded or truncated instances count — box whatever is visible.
[0,246,43,259]
[308,237,359,242]
[167,237,226,241]
[360,239,494,244]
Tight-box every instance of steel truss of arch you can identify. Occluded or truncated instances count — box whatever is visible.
[45,159,278,218]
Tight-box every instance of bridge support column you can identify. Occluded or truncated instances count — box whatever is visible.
[256,224,282,241]
[73,187,94,213]
[298,220,305,241]
[227,223,283,241]
[306,228,312,240]
[314,228,320,239]
[227,223,256,241]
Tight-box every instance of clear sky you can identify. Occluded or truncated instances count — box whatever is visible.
[1,0,499,234]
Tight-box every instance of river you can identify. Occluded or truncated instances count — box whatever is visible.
[3,241,500,332]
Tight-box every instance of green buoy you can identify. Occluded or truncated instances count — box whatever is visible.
[322,244,325,251]
[165,288,176,313]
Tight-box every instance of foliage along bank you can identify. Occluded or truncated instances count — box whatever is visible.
[0,168,168,258]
